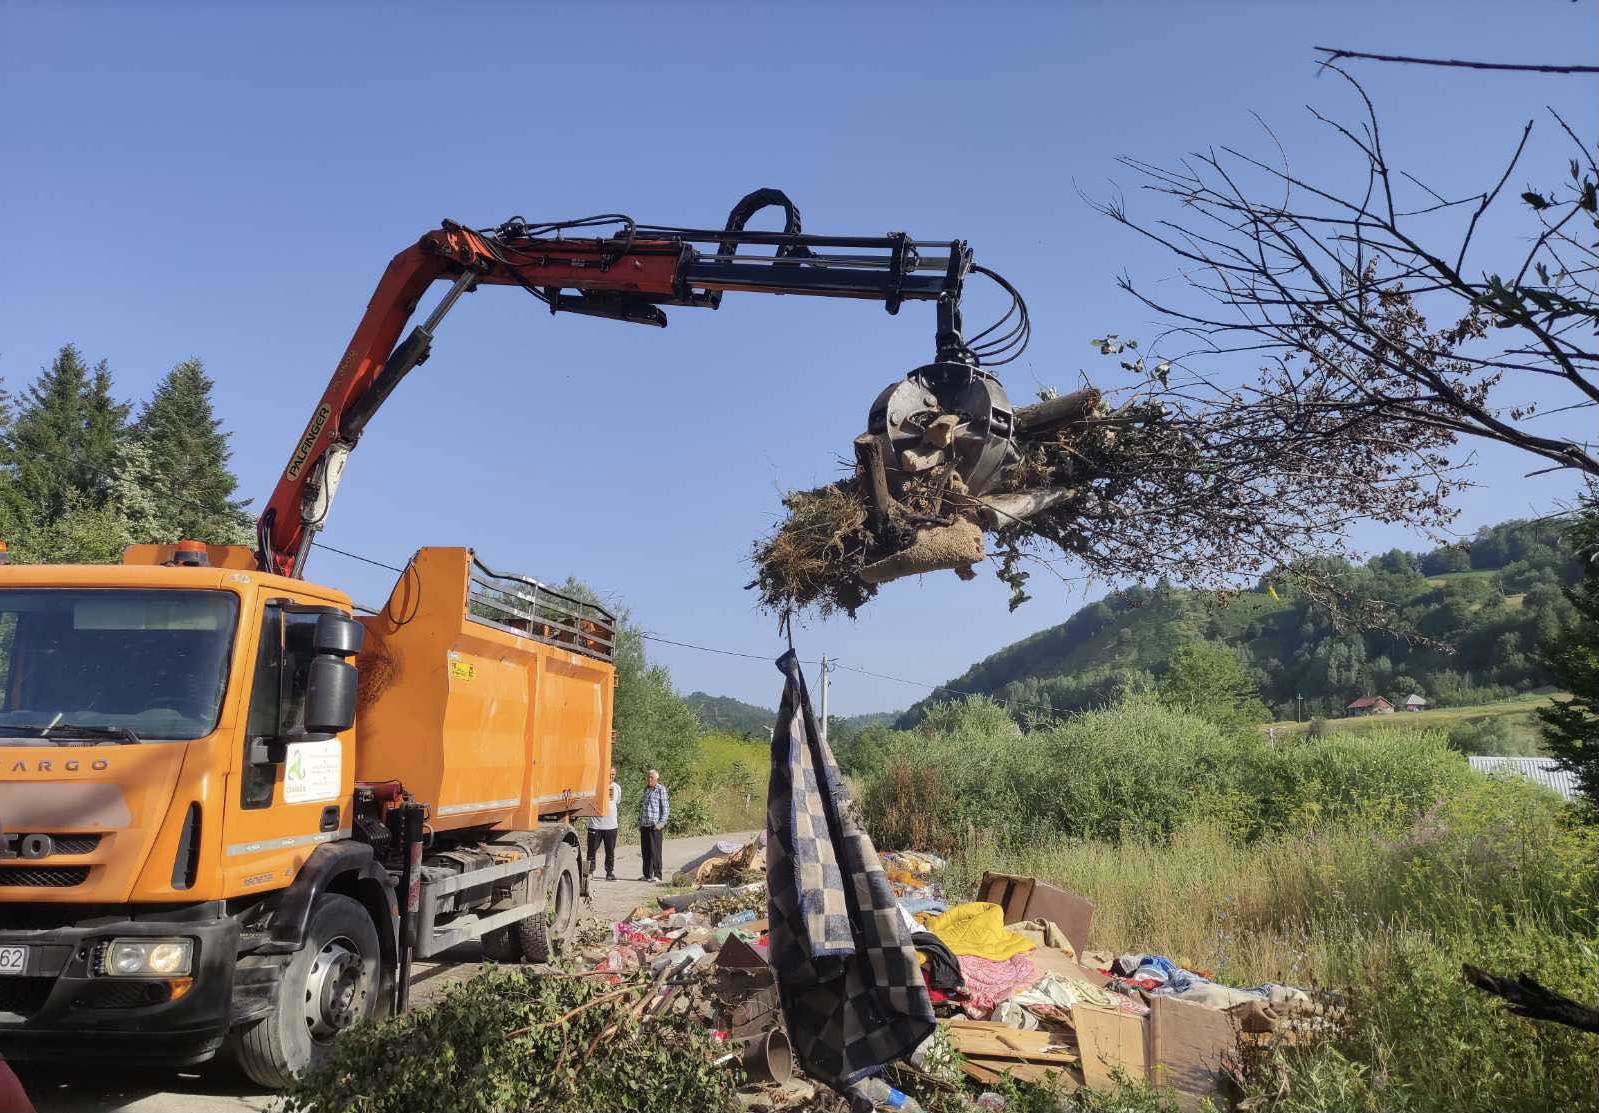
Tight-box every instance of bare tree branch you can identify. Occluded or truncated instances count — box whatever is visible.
[1315,46,1599,75]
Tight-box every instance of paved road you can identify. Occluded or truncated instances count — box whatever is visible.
[15,830,759,1113]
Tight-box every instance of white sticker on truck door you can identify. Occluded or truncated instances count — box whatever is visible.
[283,739,342,804]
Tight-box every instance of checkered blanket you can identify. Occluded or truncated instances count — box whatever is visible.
[766,649,935,1088]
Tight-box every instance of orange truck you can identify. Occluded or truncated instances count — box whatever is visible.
[0,190,1029,1084]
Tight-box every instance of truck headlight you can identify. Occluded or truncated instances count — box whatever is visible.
[100,938,193,976]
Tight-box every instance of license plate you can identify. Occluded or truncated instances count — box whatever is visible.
[0,946,24,975]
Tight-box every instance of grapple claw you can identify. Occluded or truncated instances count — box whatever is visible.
[866,362,1017,499]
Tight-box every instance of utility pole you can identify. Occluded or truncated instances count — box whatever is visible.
[819,656,831,747]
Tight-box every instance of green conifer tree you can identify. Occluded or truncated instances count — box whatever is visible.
[131,358,251,544]
[0,375,22,540]
[9,344,93,522]
[81,360,131,502]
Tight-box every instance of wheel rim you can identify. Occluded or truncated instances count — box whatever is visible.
[554,870,576,935]
[303,935,367,1042]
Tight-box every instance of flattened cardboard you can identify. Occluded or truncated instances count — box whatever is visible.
[1070,1003,1146,1090]
[1146,995,1236,1109]
[1026,943,1084,980]
[978,872,1096,957]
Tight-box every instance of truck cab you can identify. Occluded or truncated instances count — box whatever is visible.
[0,541,613,1085]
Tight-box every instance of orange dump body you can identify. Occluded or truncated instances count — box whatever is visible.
[354,548,615,833]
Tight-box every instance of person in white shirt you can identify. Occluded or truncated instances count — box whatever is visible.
[587,767,621,881]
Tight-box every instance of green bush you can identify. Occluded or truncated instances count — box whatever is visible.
[862,698,1474,850]
[1239,726,1468,838]
[281,967,737,1113]
[681,733,768,833]
[1446,713,1543,756]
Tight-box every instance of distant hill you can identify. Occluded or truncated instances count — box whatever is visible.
[833,711,897,735]
[686,692,901,740]
[685,692,775,737]
[900,518,1580,726]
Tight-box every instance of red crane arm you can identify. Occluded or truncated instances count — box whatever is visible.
[257,224,693,575]
[257,192,1026,578]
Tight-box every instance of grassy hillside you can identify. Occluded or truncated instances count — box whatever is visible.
[902,517,1580,726]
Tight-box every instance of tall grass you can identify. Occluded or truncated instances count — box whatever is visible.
[946,780,1593,985]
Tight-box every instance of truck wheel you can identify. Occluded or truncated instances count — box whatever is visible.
[517,843,578,963]
[233,893,381,1088]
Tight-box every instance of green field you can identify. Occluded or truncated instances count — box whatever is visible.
[1266,690,1554,735]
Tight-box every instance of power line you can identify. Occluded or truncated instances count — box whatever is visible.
[3,451,993,708]
[831,661,1007,706]
[638,631,818,665]
[310,541,406,574]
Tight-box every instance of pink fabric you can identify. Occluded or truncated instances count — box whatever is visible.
[957,953,1039,1014]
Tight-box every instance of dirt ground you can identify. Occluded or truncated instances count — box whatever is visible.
[13,829,759,1113]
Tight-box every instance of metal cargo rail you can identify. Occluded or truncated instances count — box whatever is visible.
[466,558,616,662]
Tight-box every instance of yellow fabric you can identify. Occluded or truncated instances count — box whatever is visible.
[927,901,1036,961]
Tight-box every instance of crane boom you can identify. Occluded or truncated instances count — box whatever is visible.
[258,189,1027,577]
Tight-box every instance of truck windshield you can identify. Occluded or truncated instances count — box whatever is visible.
[0,589,238,742]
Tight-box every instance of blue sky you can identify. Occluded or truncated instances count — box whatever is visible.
[3,2,1595,714]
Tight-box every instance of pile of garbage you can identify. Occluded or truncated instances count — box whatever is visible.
[570,841,1341,1111]
[567,833,814,1111]
[903,869,1342,1099]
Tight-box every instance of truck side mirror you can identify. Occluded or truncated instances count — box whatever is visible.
[313,613,364,657]
[304,656,358,734]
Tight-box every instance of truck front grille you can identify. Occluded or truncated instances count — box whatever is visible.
[0,866,89,887]
[0,976,54,1016]
[71,980,172,1009]
[47,834,103,855]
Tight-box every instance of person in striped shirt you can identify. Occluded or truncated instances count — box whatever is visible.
[638,769,669,881]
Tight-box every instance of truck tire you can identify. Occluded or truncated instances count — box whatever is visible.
[233,893,382,1088]
[517,843,578,963]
